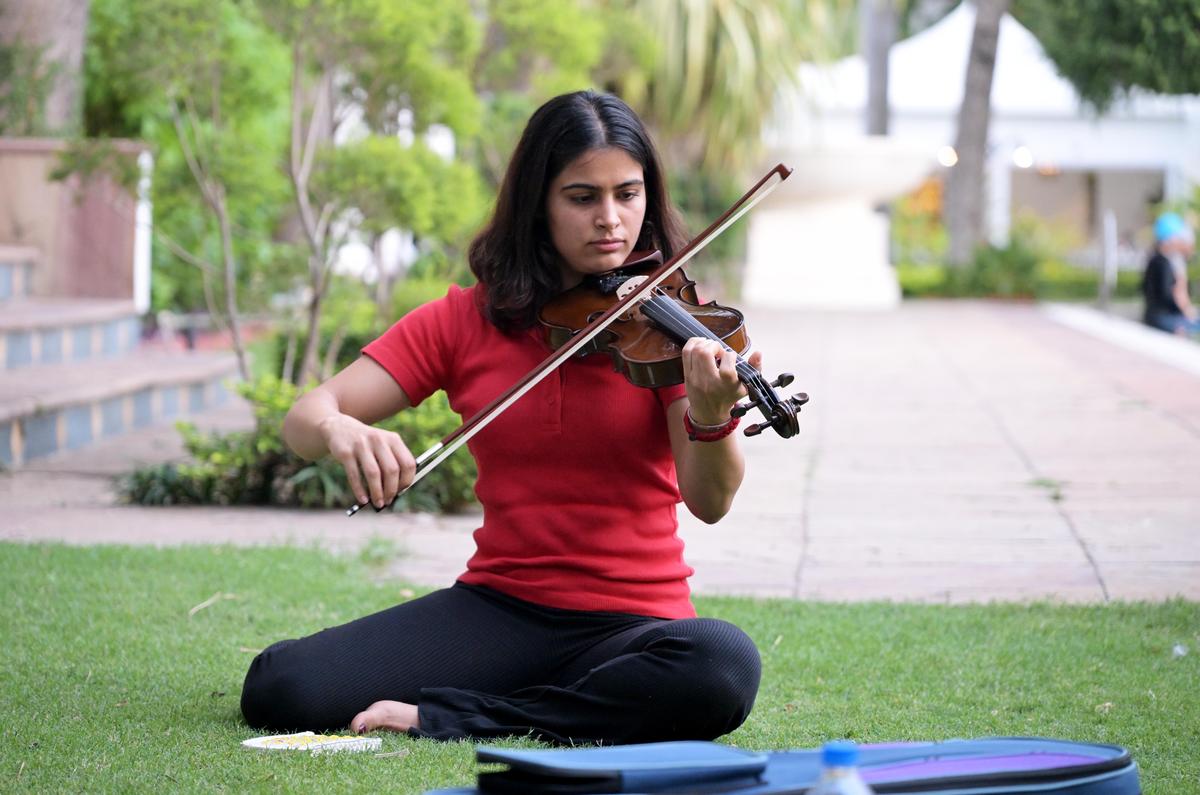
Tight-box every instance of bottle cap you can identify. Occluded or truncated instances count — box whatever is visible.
[821,740,859,767]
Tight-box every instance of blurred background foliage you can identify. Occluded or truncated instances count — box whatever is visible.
[7,0,1198,509]
[119,376,477,512]
[71,0,869,327]
[59,0,873,510]
[1011,0,1200,112]
[4,0,1197,327]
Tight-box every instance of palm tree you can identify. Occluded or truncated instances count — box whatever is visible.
[614,0,856,172]
[944,0,1008,266]
[861,0,898,135]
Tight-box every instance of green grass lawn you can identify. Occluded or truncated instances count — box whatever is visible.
[1,543,1197,793]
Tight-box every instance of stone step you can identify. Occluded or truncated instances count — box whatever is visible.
[0,297,141,370]
[0,350,241,468]
[0,245,38,301]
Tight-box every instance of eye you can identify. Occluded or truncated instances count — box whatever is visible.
[569,194,594,204]
[619,190,641,201]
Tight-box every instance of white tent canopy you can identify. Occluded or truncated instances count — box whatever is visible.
[792,3,1196,119]
[770,2,1200,247]
[745,2,1199,308]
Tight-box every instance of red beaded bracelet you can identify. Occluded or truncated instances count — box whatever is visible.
[683,409,740,442]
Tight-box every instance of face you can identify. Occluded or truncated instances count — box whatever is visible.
[545,147,647,288]
[1163,235,1195,258]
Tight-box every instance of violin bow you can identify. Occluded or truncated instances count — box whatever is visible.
[348,163,793,516]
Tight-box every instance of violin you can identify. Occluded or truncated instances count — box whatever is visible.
[539,251,808,438]
[348,163,802,516]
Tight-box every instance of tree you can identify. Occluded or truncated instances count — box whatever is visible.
[83,0,294,379]
[1014,0,1200,110]
[308,136,488,371]
[467,0,621,187]
[944,0,1008,267]
[256,0,479,384]
[861,0,899,135]
[611,0,857,173]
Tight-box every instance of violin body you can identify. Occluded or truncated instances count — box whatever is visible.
[539,253,751,388]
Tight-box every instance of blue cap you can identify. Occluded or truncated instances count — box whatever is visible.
[1154,212,1189,242]
[821,741,859,767]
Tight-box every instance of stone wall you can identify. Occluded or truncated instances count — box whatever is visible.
[0,137,145,301]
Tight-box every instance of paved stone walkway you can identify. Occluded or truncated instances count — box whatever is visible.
[2,301,1198,603]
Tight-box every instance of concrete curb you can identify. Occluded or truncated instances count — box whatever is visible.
[1042,303,1200,378]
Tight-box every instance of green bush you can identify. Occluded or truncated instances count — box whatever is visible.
[897,240,1038,299]
[895,262,949,297]
[899,259,1159,302]
[891,185,948,266]
[271,275,458,379]
[959,239,1040,298]
[1033,259,1100,300]
[118,376,477,513]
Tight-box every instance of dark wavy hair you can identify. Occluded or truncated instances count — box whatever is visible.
[468,90,687,333]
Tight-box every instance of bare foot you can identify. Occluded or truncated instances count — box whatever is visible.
[351,700,420,734]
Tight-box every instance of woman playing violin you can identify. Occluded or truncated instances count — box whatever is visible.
[240,90,764,744]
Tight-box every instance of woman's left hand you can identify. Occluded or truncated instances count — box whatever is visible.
[680,338,763,426]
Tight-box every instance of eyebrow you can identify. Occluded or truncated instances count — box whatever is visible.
[559,179,645,192]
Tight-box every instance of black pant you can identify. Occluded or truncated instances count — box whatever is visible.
[240,582,761,745]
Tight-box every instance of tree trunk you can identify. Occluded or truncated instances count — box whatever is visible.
[213,186,250,381]
[280,314,299,384]
[320,323,346,381]
[945,0,1008,267]
[371,233,391,326]
[860,0,896,136]
[287,51,336,386]
[0,0,90,134]
[296,280,324,385]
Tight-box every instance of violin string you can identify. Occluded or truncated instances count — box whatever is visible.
[640,292,779,411]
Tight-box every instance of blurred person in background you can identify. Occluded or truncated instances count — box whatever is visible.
[1142,212,1198,336]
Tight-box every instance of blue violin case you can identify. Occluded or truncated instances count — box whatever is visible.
[427,737,1139,794]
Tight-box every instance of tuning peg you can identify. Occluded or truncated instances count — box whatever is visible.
[791,392,810,408]
[770,372,794,389]
[730,399,758,418]
[743,422,765,437]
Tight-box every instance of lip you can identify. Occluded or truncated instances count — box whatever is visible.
[590,239,624,252]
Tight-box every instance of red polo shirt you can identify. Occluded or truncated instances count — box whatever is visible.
[362,285,695,619]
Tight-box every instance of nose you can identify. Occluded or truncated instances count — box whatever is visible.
[595,197,620,233]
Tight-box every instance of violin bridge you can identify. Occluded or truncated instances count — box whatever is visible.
[614,275,649,300]
[613,275,650,322]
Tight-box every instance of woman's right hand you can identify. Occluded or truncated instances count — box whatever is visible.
[318,413,416,509]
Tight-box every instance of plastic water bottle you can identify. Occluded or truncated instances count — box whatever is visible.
[807,740,875,795]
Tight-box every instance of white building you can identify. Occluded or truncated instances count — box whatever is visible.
[746,2,1200,308]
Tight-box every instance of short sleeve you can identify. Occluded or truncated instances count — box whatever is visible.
[654,382,688,408]
[361,286,465,407]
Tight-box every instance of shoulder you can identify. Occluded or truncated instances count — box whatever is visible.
[396,283,486,327]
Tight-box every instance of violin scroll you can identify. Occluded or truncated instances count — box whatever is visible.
[732,371,809,439]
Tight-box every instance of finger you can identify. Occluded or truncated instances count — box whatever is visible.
[388,434,417,490]
[331,449,367,511]
[337,451,369,506]
[355,439,385,508]
[747,349,763,371]
[717,343,739,382]
[680,338,700,383]
[685,338,721,382]
[371,434,401,505]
